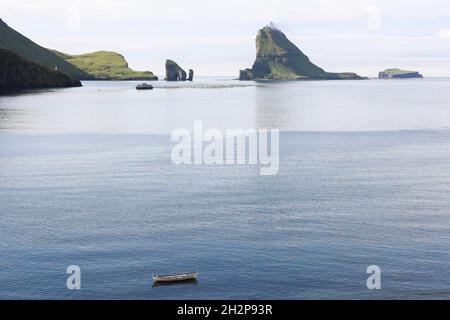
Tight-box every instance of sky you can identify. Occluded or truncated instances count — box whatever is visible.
[1,0,450,77]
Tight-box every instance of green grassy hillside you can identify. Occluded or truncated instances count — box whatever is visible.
[0,48,81,89]
[382,69,420,75]
[0,18,89,79]
[53,50,158,80]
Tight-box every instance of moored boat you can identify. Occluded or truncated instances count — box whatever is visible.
[152,271,198,283]
[136,83,154,90]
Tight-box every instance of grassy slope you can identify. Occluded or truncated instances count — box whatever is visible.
[0,48,81,89]
[383,68,417,75]
[257,27,328,79]
[53,50,158,80]
[267,61,306,80]
[0,19,89,79]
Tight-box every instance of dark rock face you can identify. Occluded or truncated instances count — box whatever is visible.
[188,69,194,81]
[379,69,423,79]
[0,48,82,89]
[239,69,254,80]
[165,59,187,81]
[239,25,365,80]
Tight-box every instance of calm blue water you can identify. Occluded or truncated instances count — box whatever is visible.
[0,78,449,299]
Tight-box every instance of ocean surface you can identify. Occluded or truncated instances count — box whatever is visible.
[0,78,449,299]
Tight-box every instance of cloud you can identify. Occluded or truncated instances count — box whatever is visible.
[437,29,450,38]
[3,0,450,24]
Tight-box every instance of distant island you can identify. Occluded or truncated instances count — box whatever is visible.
[0,48,81,89]
[239,24,366,81]
[378,68,423,79]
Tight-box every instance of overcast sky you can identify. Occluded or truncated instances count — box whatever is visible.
[2,0,450,77]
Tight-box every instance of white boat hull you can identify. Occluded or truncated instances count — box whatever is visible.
[152,272,198,283]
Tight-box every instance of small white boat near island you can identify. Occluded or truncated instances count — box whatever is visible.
[152,271,198,283]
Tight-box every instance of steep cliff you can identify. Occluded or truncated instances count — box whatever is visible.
[0,48,82,89]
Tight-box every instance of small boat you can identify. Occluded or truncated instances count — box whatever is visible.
[152,271,198,283]
[136,83,154,90]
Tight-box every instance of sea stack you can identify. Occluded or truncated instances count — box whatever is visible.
[165,59,187,81]
[239,23,365,80]
[188,69,194,81]
[379,68,423,79]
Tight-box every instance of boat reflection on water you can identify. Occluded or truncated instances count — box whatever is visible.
[152,278,198,288]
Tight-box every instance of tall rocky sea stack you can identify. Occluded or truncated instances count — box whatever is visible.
[165,59,187,81]
[165,60,194,81]
[0,48,82,89]
[239,25,365,80]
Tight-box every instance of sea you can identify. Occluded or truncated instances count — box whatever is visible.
[0,77,449,299]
